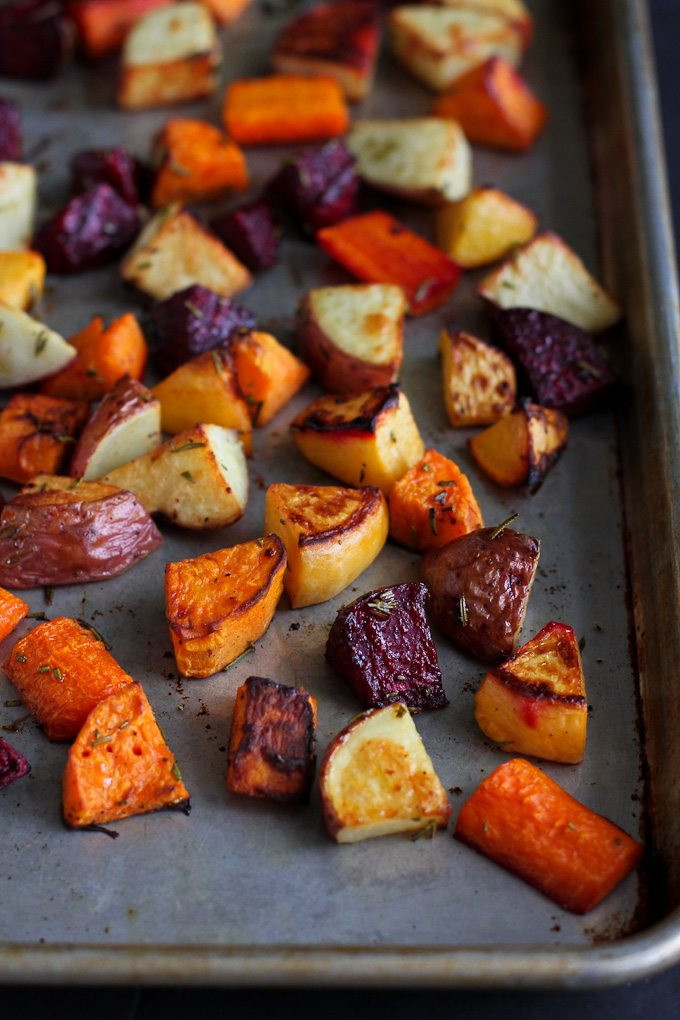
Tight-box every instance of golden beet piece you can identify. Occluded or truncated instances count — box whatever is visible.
[151,119,248,208]
[0,393,88,483]
[227,676,317,802]
[469,402,568,488]
[474,621,587,763]
[41,313,147,402]
[388,448,483,552]
[0,250,45,310]
[231,330,310,427]
[62,682,190,828]
[0,586,29,643]
[5,617,133,742]
[436,187,537,269]
[439,327,516,428]
[165,535,286,679]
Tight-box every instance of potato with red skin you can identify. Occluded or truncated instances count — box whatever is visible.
[70,376,161,480]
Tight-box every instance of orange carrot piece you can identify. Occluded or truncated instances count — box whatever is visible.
[151,119,248,208]
[316,211,461,315]
[41,313,148,402]
[62,682,190,828]
[67,0,172,58]
[0,586,29,644]
[388,448,483,552]
[0,394,88,483]
[455,758,643,914]
[5,617,134,742]
[223,74,349,145]
[231,330,310,426]
[432,57,548,153]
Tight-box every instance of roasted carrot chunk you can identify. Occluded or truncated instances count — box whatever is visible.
[388,448,483,552]
[227,676,317,802]
[62,682,190,828]
[67,0,172,58]
[0,394,88,483]
[41,313,148,402]
[230,330,310,427]
[0,586,29,643]
[317,211,461,315]
[223,74,349,145]
[151,119,248,208]
[455,758,643,914]
[5,617,134,742]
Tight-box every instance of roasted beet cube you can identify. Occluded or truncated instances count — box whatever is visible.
[33,183,141,274]
[267,139,360,234]
[71,147,145,207]
[210,199,281,272]
[0,735,30,789]
[326,582,448,712]
[0,0,73,80]
[0,97,21,160]
[493,307,615,416]
[149,284,256,374]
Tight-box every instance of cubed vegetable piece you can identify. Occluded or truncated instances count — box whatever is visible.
[210,199,280,272]
[0,162,36,250]
[0,0,73,80]
[6,616,134,742]
[0,305,75,389]
[223,74,349,145]
[468,401,568,488]
[0,736,30,789]
[202,0,250,24]
[62,682,190,828]
[227,676,317,802]
[0,97,22,160]
[151,119,248,208]
[41,312,147,402]
[317,211,460,315]
[67,0,172,59]
[70,376,161,480]
[0,250,45,310]
[421,524,540,663]
[231,330,310,427]
[267,139,359,235]
[436,187,537,268]
[71,147,144,207]
[326,581,447,711]
[320,703,451,843]
[450,0,533,46]
[439,327,516,427]
[0,393,88,483]
[0,585,29,643]
[388,448,483,552]
[455,758,643,913]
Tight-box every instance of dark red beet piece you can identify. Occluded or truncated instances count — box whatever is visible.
[33,183,141,274]
[149,284,256,374]
[326,581,448,712]
[267,139,360,234]
[210,199,281,272]
[492,307,615,417]
[0,97,22,160]
[0,735,30,789]
[0,0,72,80]
[71,147,145,207]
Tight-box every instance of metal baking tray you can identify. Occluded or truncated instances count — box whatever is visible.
[1,0,679,988]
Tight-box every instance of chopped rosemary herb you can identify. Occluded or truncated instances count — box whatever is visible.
[366,590,399,618]
[15,654,27,663]
[27,611,46,620]
[2,714,30,733]
[171,762,182,781]
[421,462,431,472]
[566,821,577,831]
[577,359,602,379]
[411,820,437,841]
[44,587,54,606]
[170,440,206,453]
[458,594,468,626]
[181,470,195,483]
[490,512,519,539]
[4,699,22,707]
[184,300,204,317]
[436,479,456,487]
[37,664,50,673]
[210,349,222,375]
[428,507,437,535]
[52,667,63,680]
[54,434,76,444]
[34,330,48,356]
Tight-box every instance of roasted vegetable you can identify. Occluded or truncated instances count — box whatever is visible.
[41,312,147,402]
[0,162,36,250]
[326,582,447,711]
[0,305,75,389]
[264,482,388,608]
[0,393,88,483]
[454,758,643,913]
[436,187,537,268]
[202,0,250,24]
[0,585,29,643]
[468,401,568,488]
[223,74,349,145]
[165,535,286,678]
[421,524,540,663]
[70,376,161,480]
[6,616,134,741]
[230,330,310,427]
[210,199,281,273]
[151,119,248,208]
[0,97,22,160]
[320,703,451,842]
[0,0,73,80]
[227,676,317,802]
[67,0,172,59]
[0,736,30,789]
[267,139,359,235]
[71,147,144,206]
[474,621,587,763]
[0,250,45,310]
[62,682,190,827]
[439,327,516,427]
[443,0,533,45]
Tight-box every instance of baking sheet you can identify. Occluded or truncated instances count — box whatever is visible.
[1,0,679,987]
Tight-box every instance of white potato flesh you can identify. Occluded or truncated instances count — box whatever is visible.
[0,163,37,251]
[123,2,218,65]
[309,284,405,364]
[78,403,161,480]
[0,306,75,388]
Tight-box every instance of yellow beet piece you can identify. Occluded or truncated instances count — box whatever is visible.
[436,186,537,268]
[0,250,45,310]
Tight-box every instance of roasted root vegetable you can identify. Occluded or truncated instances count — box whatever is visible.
[474,622,587,763]
[67,0,172,59]
[326,582,447,711]
[0,736,30,789]
[41,312,147,402]
[388,448,483,552]
[151,119,248,208]
[70,377,161,480]
[5,616,134,741]
[210,199,280,273]
[468,401,568,488]
[227,676,316,802]
[436,187,537,268]
[442,0,533,46]
[0,0,73,80]
[62,682,190,827]
[0,97,22,160]
[0,162,36,250]
[439,327,516,427]
[296,283,406,395]
[224,74,349,146]
[432,57,548,151]
[454,758,643,913]
[0,394,88,483]
[102,423,248,530]
[320,703,451,842]
[0,305,75,389]
[71,147,145,207]
[477,232,622,332]
[165,535,285,678]
[421,524,540,663]
[0,478,162,588]
[291,385,424,494]
[231,330,310,428]
[120,203,252,301]
[347,118,471,204]
[0,250,45,310]
[267,139,359,236]
[202,0,250,24]
[316,211,460,315]
[271,0,381,101]
[264,483,388,609]
[0,585,29,643]
[117,1,220,109]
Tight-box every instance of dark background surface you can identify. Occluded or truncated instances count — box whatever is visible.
[3,0,680,1015]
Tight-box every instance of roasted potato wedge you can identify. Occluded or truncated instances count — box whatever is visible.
[436,187,537,268]
[439,327,516,427]
[439,0,533,46]
[320,703,451,842]
[0,250,45,309]
[468,401,568,488]
[70,377,161,480]
[0,305,76,389]
[0,393,88,484]
[0,162,36,250]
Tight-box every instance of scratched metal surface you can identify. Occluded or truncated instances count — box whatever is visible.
[0,0,667,984]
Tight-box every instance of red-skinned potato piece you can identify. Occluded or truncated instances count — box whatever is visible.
[70,376,161,480]
[468,401,568,488]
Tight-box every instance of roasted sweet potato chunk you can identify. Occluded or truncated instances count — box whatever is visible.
[41,312,147,402]
[0,585,29,643]
[227,676,317,803]
[0,393,88,484]
[151,119,248,208]
[230,330,310,427]
[0,735,30,789]
[439,327,516,428]
[62,682,190,828]
[223,74,349,145]
[165,535,286,679]
[0,250,45,310]
[468,401,568,488]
